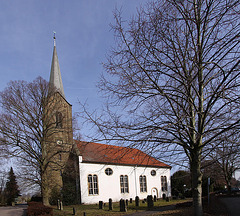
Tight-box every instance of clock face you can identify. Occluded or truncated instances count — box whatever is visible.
[57,140,63,145]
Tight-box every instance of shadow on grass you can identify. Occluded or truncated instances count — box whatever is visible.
[53,199,192,216]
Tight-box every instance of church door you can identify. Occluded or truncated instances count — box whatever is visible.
[151,187,158,198]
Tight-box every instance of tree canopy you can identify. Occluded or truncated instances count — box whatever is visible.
[0,77,72,205]
[82,0,240,215]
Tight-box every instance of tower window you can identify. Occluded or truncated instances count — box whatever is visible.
[56,111,63,128]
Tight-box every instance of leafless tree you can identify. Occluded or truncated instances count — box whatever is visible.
[0,138,9,204]
[0,77,73,205]
[81,1,240,215]
[208,134,240,193]
[0,169,7,204]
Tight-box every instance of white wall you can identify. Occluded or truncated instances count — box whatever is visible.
[78,156,171,204]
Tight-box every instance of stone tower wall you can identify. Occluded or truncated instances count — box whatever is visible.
[44,92,73,195]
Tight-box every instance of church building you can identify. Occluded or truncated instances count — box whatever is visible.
[47,36,171,204]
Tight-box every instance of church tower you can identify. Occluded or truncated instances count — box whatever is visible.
[45,34,74,198]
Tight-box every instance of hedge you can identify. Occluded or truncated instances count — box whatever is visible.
[27,201,53,216]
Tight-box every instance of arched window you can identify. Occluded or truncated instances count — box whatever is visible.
[88,174,99,195]
[161,176,168,191]
[56,111,63,128]
[140,175,147,192]
[120,175,129,193]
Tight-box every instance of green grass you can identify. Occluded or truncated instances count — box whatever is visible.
[53,198,191,216]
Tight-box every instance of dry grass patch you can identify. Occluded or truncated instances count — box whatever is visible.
[53,198,191,216]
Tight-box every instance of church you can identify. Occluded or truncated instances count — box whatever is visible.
[47,36,171,204]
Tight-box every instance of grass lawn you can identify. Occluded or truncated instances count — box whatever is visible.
[53,198,192,216]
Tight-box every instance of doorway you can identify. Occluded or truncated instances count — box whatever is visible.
[151,187,158,198]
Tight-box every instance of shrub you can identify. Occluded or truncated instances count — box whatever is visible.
[27,201,53,216]
[30,195,42,202]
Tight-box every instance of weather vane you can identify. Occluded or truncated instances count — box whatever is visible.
[53,31,56,46]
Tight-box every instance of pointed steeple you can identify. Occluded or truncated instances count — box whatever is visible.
[49,33,65,98]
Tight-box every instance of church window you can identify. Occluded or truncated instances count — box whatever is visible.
[161,176,168,192]
[140,175,147,192]
[56,111,63,128]
[105,168,113,176]
[88,174,99,195]
[120,175,129,193]
[151,170,156,176]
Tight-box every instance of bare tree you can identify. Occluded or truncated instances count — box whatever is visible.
[0,170,7,204]
[209,134,240,193]
[0,77,73,205]
[81,1,240,215]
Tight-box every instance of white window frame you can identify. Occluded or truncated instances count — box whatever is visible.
[161,176,168,192]
[120,175,129,193]
[88,174,99,195]
[140,175,147,192]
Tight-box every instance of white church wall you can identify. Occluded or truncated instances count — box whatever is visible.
[78,157,171,204]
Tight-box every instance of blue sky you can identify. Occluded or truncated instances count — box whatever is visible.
[0,0,147,139]
[1,1,240,181]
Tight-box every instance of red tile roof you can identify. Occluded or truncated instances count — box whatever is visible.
[75,141,171,168]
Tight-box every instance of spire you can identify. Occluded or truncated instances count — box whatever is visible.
[49,32,65,98]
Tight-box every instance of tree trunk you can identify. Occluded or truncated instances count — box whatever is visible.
[191,151,203,216]
[226,175,232,194]
[41,171,50,206]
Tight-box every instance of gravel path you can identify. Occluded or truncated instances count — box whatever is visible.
[0,205,27,216]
